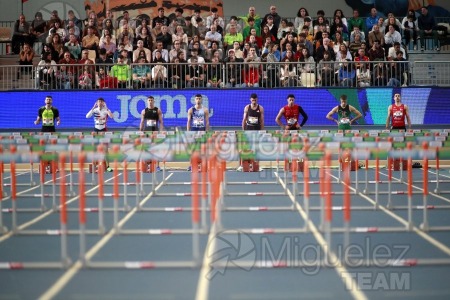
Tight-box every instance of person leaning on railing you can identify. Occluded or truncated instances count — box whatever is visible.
[110,54,131,88]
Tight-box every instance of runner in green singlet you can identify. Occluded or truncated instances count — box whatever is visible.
[34,95,60,132]
[326,94,362,130]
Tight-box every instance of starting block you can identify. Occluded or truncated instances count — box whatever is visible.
[340,151,357,171]
[242,159,260,172]
[89,161,107,173]
[284,159,304,173]
[141,160,157,173]
[40,160,58,174]
[392,158,407,171]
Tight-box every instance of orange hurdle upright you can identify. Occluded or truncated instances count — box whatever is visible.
[421,142,430,231]
[191,152,201,263]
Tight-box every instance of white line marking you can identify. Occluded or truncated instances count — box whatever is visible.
[38,173,172,300]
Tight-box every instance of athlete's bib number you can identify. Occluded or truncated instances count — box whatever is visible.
[95,118,106,125]
[393,111,403,117]
[193,118,204,127]
[146,120,157,127]
[248,116,259,125]
[42,118,53,126]
[340,118,350,124]
[287,118,297,126]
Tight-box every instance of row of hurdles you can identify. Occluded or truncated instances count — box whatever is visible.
[1,130,449,270]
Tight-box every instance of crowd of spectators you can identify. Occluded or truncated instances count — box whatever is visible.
[9,5,446,89]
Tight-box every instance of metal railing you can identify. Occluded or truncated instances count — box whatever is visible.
[2,60,450,90]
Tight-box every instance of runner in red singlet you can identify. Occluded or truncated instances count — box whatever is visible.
[275,94,308,130]
[386,93,411,130]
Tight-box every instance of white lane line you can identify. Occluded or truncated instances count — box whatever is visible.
[358,171,450,257]
[38,173,172,300]
[275,172,368,300]
[0,173,115,243]
[195,222,216,300]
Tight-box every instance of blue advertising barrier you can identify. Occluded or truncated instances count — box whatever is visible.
[0,88,449,130]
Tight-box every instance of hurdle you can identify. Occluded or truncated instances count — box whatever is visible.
[191,152,201,264]
[0,145,6,234]
[421,142,430,231]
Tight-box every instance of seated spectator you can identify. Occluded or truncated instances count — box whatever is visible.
[30,12,47,44]
[133,39,151,63]
[119,10,137,31]
[206,57,224,88]
[224,25,244,50]
[294,7,310,34]
[135,18,151,38]
[366,7,379,32]
[356,62,371,87]
[65,34,81,59]
[261,43,280,88]
[316,37,336,62]
[225,16,242,34]
[402,9,419,50]
[12,14,32,54]
[247,35,261,55]
[168,55,187,89]
[280,52,299,87]
[231,41,244,59]
[281,32,298,53]
[79,64,93,89]
[336,44,353,61]
[383,14,402,34]
[384,25,402,55]
[56,64,74,89]
[58,50,77,75]
[281,43,294,61]
[49,34,64,61]
[99,34,116,59]
[387,42,406,60]
[103,18,116,38]
[349,33,364,57]
[82,18,100,38]
[372,61,388,86]
[169,41,187,62]
[82,26,99,52]
[330,16,348,39]
[186,57,205,88]
[318,50,335,86]
[332,24,349,42]
[47,20,66,44]
[95,48,114,72]
[152,51,168,88]
[368,24,385,48]
[418,6,439,51]
[152,41,169,62]
[153,7,170,28]
[313,15,330,36]
[338,60,356,87]
[17,43,34,79]
[206,8,224,30]
[48,10,64,32]
[99,29,116,47]
[117,23,134,46]
[196,18,208,41]
[96,67,116,89]
[299,48,316,87]
[37,52,57,90]
[297,33,314,58]
[204,25,222,48]
[243,47,261,87]
[224,49,245,88]
[242,17,260,41]
[368,40,385,61]
[110,55,131,88]
[136,27,153,51]
[187,48,205,65]
[349,25,365,43]
[172,25,189,49]
[132,56,151,89]
[332,31,348,54]
[205,42,223,62]
[184,17,199,43]
[174,8,186,27]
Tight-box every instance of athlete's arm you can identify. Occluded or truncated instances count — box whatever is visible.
[298,106,308,128]
[385,105,392,129]
[204,108,210,131]
[260,106,265,130]
[158,108,164,131]
[242,105,249,130]
[326,106,339,124]
[54,108,61,126]
[34,109,41,125]
[404,104,412,129]
[349,105,362,124]
[139,109,146,131]
[86,103,96,118]
[186,108,192,131]
[275,107,285,129]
